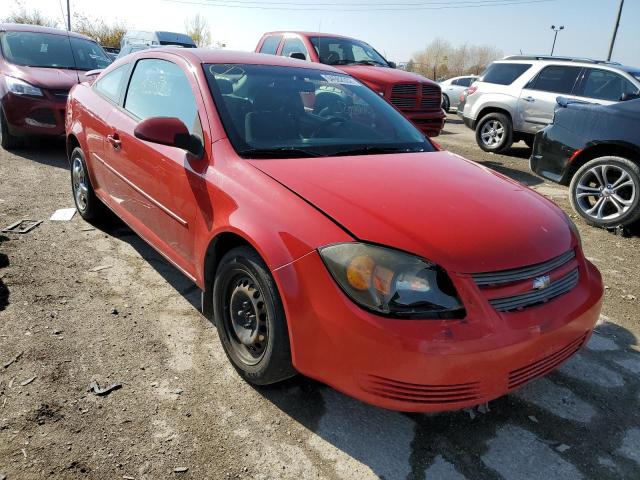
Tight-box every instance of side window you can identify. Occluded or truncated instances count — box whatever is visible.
[94,65,127,103]
[579,68,638,101]
[451,79,460,86]
[125,59,201,134]
[280,38,308,59]
[482,63,532,85]
[259,35,282,55]
[528,65,582,94]
[458,77,474,87]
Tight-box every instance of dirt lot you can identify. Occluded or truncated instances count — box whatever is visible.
[0,115,639,480]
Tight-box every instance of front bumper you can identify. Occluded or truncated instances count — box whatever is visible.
[273,250,603,412]
[403,109,446,137]
[2,91,67,137]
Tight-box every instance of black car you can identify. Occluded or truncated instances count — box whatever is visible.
[531,97,640,229]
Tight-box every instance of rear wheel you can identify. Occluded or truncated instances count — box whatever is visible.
[213,246,295,385]
[70,146,105,221]
[569,156,640,228]
[0,110,21,150]
[476,113,513,153]
[442,94,450,113]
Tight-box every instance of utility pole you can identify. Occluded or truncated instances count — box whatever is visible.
[550,25,564,56]
[607,0,624,61]
[66,0,71,31]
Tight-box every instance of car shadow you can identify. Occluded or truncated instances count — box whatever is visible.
[255,321,640,480]
[480,159,544,187]
[9,137,68,169]
[86,216,640,479]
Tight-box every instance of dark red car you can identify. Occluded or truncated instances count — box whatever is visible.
[256,32,446,137]
[0,23,111,149]
[66,49,603,412]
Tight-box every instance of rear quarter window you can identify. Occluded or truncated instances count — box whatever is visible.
[481,63,532,85]
[259,35,282,55]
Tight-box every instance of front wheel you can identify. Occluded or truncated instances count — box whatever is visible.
[213,246,295,385]
[569,156,640,228]
[0,110,21,150]
[442,95,450,113]
[475,113,513,153]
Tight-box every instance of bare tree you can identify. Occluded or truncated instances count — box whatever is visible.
[4,1,58,28]
[408,39,502,79]
[73,14,127,48]
[185,14,211,48]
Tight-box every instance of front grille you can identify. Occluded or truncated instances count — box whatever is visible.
[391,83,418,96]
[390,97,417,109]
[508,333,587,389]
[360,375,482,405]
[489,269,579,312]
[420,84,441,109]
[50,89,70,100]
[28,108,57,124]
[473,250,576,287]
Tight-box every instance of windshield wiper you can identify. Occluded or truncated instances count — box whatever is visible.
[352,60,385,66]
[237,147,322,159]
[331,146,425,157]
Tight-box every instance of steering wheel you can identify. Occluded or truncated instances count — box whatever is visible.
[310,117,348,138]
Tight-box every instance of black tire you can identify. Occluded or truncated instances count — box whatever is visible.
[0,109,21,150]
[70,146,105,221]
[475,112,513,153]
[569,156,640,229]
[213,246,295,385]
[442,94,450,113]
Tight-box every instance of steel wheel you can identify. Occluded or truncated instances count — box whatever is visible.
[72,155,89,213]
[575,163,636,222]
[480,119,504,148]
[223,272,269,366]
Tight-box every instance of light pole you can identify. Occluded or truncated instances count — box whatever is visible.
[66,0,71,31]
[607,0,624,61]
[550,25,564,56]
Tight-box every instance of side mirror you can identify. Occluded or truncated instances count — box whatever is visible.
[134,117,203,157]
[289,52,306,61]
[620,92,640,102]
[387,61,397,69]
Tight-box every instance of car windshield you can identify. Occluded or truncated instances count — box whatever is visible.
[0,31,111,70]
[309,37,389,67]
[204,64,432,158]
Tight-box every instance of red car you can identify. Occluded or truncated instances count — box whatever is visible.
[66,49,603,412]
[0,23,111,149]
[256,32,446,137]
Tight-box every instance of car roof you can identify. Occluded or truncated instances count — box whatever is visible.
[0,22,95,42]
[495,56,637,72]
[140,48,345,72]
[263,31,360,41]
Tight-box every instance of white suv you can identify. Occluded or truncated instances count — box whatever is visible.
[461,55,640,153]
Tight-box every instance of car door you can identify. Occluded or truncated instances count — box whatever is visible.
[517,65,583,133]
[84,64,130,194]
[573,67,639,106]
[102,57,208,280]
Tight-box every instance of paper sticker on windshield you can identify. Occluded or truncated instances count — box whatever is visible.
[321,74,361,86]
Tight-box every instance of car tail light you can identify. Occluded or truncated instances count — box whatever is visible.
[467,85,478,95]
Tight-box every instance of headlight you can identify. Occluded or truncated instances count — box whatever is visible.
[5,77,44,97]
[319,243,465,319]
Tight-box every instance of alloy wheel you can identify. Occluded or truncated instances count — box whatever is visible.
[223,273,270,366]
[480,119,504,148]
[72,156,89,212]
[575,164,636,222]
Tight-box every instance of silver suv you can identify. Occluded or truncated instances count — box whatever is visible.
[461,55,640,153]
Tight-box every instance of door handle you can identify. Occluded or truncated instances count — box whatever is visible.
[107,133,121,150]
[522,96,535,102]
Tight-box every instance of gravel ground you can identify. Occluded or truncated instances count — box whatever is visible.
[0,114,639,480]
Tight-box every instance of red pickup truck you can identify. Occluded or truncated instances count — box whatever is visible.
[255,32,445,137]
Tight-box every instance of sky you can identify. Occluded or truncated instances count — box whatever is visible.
[3,0,639,67]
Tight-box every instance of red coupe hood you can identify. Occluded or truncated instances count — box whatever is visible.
[338,65,437,87]
[248,151,572,273]
[5,65,84,90]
